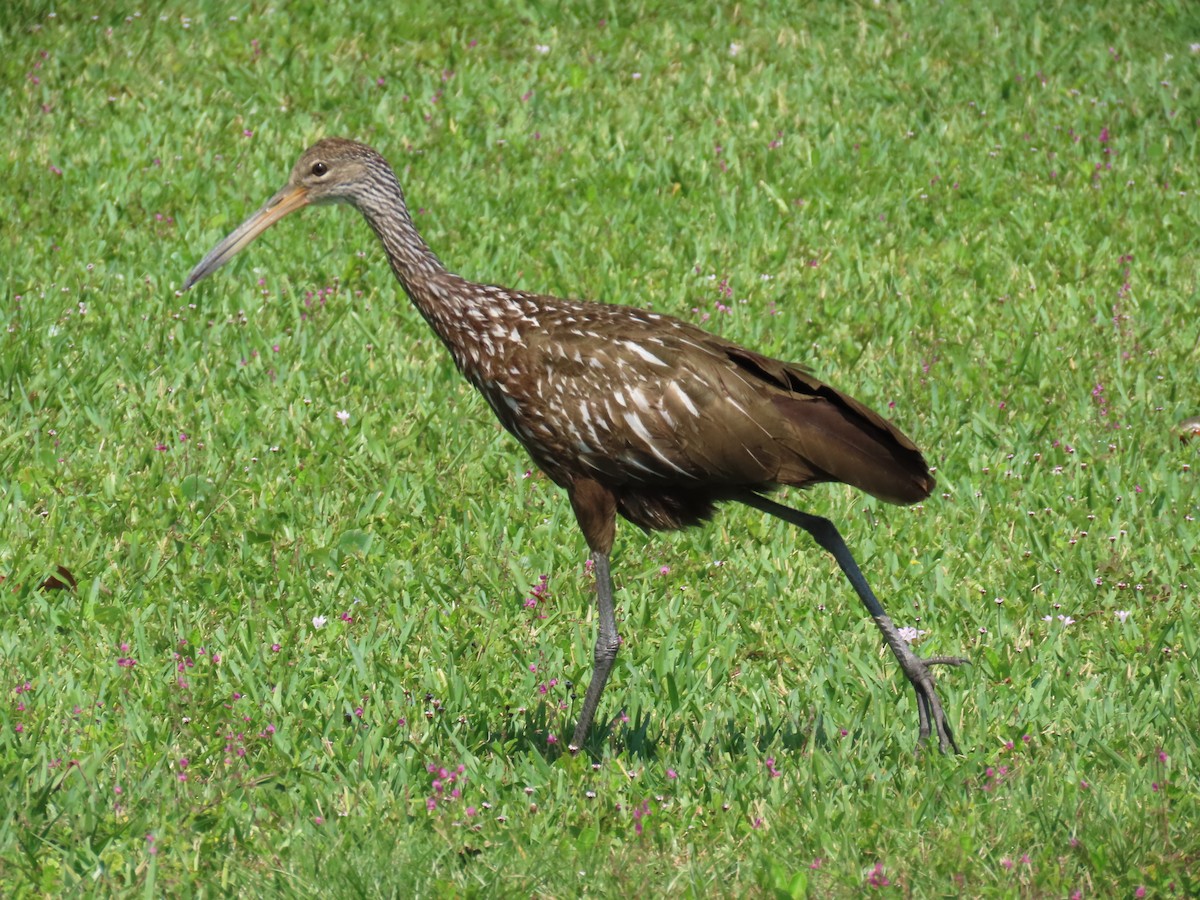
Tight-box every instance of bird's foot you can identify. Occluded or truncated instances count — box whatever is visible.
[897,650,968,754]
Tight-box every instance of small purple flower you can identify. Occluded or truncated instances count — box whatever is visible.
[866,862,890,888]
[632,799,650,835]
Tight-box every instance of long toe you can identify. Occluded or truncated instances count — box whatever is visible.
[903,654,968,755]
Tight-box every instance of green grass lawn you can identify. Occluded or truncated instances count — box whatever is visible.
[2,0,1198,895]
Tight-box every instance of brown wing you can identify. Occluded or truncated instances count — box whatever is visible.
[498,307,932,525]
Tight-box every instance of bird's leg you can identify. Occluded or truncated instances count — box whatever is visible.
[738,491,967,753]
[566,479,620,753]
[569,549,620,752]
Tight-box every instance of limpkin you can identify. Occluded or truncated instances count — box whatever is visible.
[184,138,966,753]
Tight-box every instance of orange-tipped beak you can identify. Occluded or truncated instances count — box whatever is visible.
[183,183,310,290]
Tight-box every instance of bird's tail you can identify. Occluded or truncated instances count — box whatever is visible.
[769,392,934,506]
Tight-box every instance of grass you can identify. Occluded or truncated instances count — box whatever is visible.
[2,0,1199,895]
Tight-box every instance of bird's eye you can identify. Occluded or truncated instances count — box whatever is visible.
[311,162,328,177]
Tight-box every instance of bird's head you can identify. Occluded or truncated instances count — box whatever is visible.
[287,137,383,205]
[183,138,385,290]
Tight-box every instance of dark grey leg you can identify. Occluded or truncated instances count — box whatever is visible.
[739,491,967,753]
[569,550,621,752]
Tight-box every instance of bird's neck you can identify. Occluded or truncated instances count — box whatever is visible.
[355,182,520,384]
[356,185,449,292]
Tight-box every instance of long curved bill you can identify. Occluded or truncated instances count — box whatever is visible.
[183,183,310,290]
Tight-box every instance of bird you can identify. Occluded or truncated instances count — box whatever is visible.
[184,137,967,753]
